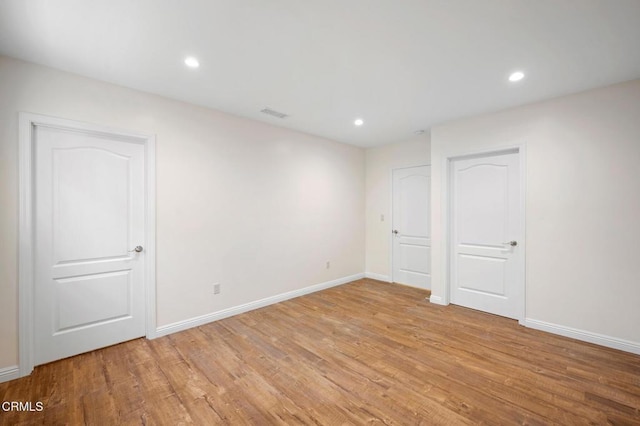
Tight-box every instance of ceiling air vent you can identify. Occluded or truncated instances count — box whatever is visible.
[260,108,289,119]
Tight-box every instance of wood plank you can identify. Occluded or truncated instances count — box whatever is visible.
[1,279,639,424]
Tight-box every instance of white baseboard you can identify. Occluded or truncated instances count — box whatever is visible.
[364,272,391,282]
[154,273,365,338]
[524,318,640,355]
[429,295,447,305]
[0,365,20,383]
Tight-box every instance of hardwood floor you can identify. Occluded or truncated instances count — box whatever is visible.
[1,278,639,425]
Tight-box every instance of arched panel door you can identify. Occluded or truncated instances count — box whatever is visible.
[392,166,431,289]
[450,150,523,319]
[34,123,147,365]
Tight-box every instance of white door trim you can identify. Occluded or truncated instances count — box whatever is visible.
[439,144,526,322]
[18,112,157,377]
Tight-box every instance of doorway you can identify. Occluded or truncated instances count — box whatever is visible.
[19,113,156,375]
[392,165,431,289]
[448,149,524,319]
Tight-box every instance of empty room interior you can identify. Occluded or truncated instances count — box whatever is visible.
[1,1,639,424]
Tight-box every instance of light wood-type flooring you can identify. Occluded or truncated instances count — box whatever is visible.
[1,279,639,425]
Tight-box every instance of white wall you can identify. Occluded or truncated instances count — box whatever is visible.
[431,79,640,350]
[0,56,365,369]
[365,135,430,281]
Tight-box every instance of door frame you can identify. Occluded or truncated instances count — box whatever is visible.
[18,112,157,377]
[390,164,430,285]
[441,144,526,322]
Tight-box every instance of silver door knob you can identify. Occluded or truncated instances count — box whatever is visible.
[503,241,517,247]
[129,246,143,253]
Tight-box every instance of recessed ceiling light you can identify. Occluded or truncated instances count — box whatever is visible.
[354,118,364,126]
[184,56,200,68]
[509,71,525,82]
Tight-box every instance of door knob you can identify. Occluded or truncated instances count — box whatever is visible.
[503,241,517,247]
[392,230,399,235]
[129,246,143,253]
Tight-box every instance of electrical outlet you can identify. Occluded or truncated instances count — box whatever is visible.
[213,283,221,294]
[326,261,330,269]
[380,214,385,222]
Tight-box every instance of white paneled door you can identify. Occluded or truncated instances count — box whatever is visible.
[450,150,523,319]
[33,123,147,365]
[392,166,431,289]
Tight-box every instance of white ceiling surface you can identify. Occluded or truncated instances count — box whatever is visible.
[1,1,639,147]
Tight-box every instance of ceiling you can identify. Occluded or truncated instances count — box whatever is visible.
[1,1,639,147]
